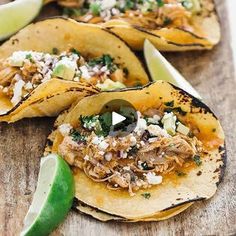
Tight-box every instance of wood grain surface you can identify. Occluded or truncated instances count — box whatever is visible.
[0,1,236,235]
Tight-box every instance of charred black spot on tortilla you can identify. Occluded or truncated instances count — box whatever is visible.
[197,171,202,176]
[123,67,129,76]
[176,198,182,201]
[72,198,79,208]
[11,38,19,45]
[74,199,125,221]
[214,168,220,173]
[175,171,186,177]
[146,92,150,95]
[216,144,227,187]
[164,100,174,107]
[46,139,53,147]
[159,97,163,99]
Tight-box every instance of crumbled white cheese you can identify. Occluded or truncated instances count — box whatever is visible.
[11,79,25,105]
[80,65,91,80]
[148,137,158,143]
[105,152,112,161]
[134,112,147,135]
[138,161,143,169]
[57,58,77,70]
[2,87,8,93]
[129,135,137,146]
[145,172,163,185]
[98,140,109,150]
[147,115,161,124]
[176,122,190,135]
[120,150,128,159]
[24,82,33,90]
[140,141,145,147]
[100,0,116,10]
[161,112,177,136]
[84,155,90,161]
[123,166,131,171]
[92,136,104,145]
[147,124,170,138]
[7,51,29,67]
[59,124,73,136]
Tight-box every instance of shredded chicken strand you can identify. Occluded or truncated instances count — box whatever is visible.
[58,110,203,196]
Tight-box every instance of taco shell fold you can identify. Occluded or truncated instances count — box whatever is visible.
[0,17,149,122]
[47,81,226,221]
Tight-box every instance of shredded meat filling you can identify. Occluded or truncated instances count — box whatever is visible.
[58,110,203,196]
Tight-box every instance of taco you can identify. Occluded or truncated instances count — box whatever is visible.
[46,81,226,221]
[58,0,220,51]
[0,17,149,122]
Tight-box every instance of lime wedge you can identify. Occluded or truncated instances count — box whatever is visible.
[0,0,43,41]
[20,154,74,236]
[144,39,201,99]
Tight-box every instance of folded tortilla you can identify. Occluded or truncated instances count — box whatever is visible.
[0,17,149,122]
[46,81,226,221]
[54,0,220,51]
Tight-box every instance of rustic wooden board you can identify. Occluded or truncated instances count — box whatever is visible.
[0,1,236,235]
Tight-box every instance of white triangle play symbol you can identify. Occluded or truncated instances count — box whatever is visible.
[112,112,126,126]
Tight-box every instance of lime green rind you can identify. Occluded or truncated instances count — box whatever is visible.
[22,155,75,236]
[0,0,43,41]
[144,39,202,100]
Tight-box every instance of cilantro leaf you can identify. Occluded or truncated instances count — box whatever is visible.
[141,192,151,199]
[70,130,86,143]
[193,155,202,166]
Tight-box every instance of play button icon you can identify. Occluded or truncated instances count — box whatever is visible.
[112,112,126,126]
[100,99,138,137]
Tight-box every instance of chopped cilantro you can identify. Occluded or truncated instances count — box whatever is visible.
[90,2,101,16]
[122,0,135,12]
[176,171,186,177]
[25,54,34,62]
[141,161,153,170]
[141,192,151,199]
[52,47,59,55]
[71,130,86,143]
[163,17,172,26]
[70,48,81,56]
[99,112,112,136]
[156,0,164,7]
[88,55,117,72]
[193,155,202,166]
[63,7,82,17]
[80,115,99,129]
